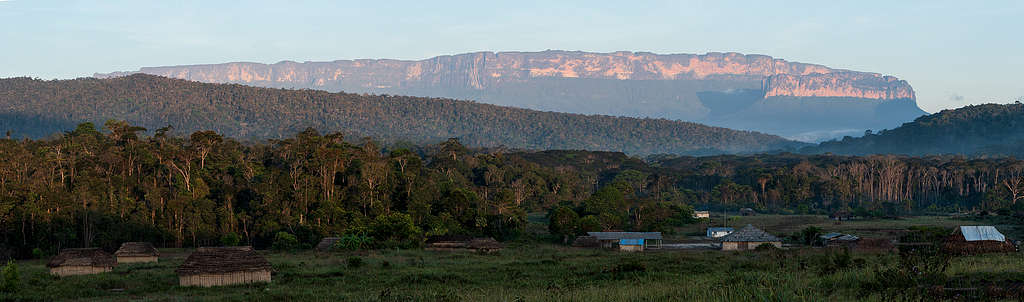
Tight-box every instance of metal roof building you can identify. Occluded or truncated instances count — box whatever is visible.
[707,227,734,238]
[585,232,663,251]
[957,226,1006,242]
[719,224,781,251]
[944,226,1015,255]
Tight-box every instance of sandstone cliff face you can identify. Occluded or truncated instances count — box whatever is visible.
[97,50,913,100]
[762,72,915,100]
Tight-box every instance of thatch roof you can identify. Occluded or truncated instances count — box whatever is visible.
[47,248,117,268]
[586,232,663,240]
[176,247,271,276]
[467,238,503,250]
[115,242,159,257]
[315,237,341,251]
[425,234,474,244]
[720,224,780,242]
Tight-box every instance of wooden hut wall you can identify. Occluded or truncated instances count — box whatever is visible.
[179,270,271,287]
[117,256,159,264]
[50,266,112,277]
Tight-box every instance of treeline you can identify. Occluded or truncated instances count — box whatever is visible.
[0,123,695,259]
[809,102,1024,156]
[0,74,800,155]
[2,123,1023,259]
[655,153,1024,216]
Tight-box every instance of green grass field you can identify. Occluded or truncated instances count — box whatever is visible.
[3,215,1021,301]
[4,244,1023,301]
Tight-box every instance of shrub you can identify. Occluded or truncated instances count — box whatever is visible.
[347,256,364,268]
[0,260,18,293]
[371,213,421,248]
[333,234,374,250]
[799,226,822,246]
[272,232,299,251]
[547,206,579,244]
[220,232,242,246]
[578,215,601,233]
[31,248,45,259]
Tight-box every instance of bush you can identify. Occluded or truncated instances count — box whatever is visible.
[272,232,299,251]
[333,234,374,250]
[347,256,364,268]
[798,226,822,246]
[220,232,242,246]
[0,260,19,293]
[578,215,601,233]
[31,248,45,259]
[371,213,421,248]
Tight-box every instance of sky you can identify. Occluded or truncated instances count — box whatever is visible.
[1,0,1022,113]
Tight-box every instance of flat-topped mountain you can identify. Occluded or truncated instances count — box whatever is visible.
[97,50,927,141]
[0,74,804,155]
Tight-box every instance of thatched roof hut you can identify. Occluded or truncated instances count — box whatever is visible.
[176,247,272,287]
[719,224,781,251]
[315,237,341,251]
[467,238,503,252]
[943,226,1016,255]
[47,248,116,276]
[426,235,503,253]
[114,242,159,264]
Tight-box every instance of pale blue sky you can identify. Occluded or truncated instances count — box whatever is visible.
[1,0,1021,112]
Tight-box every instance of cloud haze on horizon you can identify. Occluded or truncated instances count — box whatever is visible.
[0,0,1021,113]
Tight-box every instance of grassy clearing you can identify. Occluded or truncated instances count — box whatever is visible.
[4,244,1022,301]
[676,214,1009,240]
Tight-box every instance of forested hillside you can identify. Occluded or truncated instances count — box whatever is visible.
[0,75,801,155]
[1,124,1022,258]
[809,102,1024,155]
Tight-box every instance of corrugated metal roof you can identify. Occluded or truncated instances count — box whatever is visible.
[587,232,663,240]
[719,224,780,242]
[959,226,1005,242]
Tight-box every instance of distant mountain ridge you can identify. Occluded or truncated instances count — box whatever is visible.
[96,50,927,141]
[806,103,1024,156]
[0,74,804,155]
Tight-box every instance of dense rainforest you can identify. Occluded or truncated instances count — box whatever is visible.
[809,102,1024,156]
[0,75,801,155]
[1,122,1023,259]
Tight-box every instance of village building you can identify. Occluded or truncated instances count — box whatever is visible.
[114,242,159,264]
[315,237,341,252]
[176,246,272,287]
[693,211,710,219]
[818,233,860,247]
[586,232,663,251]
[47,248,117,277]
[618,239,645,252]
[706,227,734,238]
[719,224,781,251]
[425,235,503,253]
[943,226,1016,255]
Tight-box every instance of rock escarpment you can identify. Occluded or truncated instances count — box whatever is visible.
[97,50,926,141]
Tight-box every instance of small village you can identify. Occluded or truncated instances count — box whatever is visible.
[32,208,1019,295]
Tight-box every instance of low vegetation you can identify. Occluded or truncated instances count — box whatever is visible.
[2,245,1021,301]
